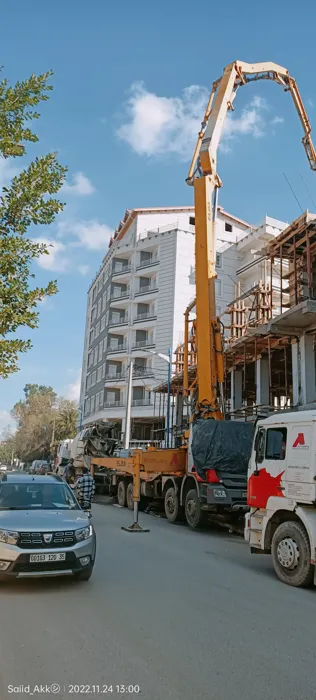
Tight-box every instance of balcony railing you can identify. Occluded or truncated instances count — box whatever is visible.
[137,257,159,269]
[108,315,128,326]
[107,343,127,353]
[132,398,152,407]
[112,264,131,276]
[133,368,154,378]
[105,372,123,381]
[133,339,154,348]
[110,288,130,300]
[135,311,156,321]
[135,284,158,295]
[104,400,124,408]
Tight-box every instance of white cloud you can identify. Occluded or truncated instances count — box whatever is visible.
[0,410,16,439]
[118,83,283,159]
[35,238,69,272]
[78,264,90,276]
[58,219,113,251]
[307,98,314,109]
[62,171,95,196]
[270,115,284,125]
[65,373,81,402]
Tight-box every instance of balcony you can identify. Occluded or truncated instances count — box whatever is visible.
[104,400,124,408]
[112,264,132,277]
[132,398,152,407]
[133,367,154,378]
[110,288,130,301]
[136,257,159,270]
[108,314,128,327]
[135,283,158,297]
[132,339,155,349]
[134,310,156,322]
[105,372,123,381]
[106,343,127,354]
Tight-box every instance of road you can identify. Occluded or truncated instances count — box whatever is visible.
[0,503,315,700]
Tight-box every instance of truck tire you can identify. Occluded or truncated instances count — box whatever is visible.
[271,521,314,587]
[164,486,183,523]
[117,479,127,507]
[185,488,206,529]
[126,481,134,510]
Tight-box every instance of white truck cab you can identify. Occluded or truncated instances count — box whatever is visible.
[245,410,316,587]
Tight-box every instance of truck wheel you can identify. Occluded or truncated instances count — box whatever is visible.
[271,521,314,587]
[117,480,127,507]
[164,486,183,523]
[185,488,206,529]
[126,481,134,510]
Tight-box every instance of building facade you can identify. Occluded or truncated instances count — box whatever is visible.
[79,205,250,441]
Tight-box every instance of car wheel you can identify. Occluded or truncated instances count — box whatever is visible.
[117,479,127,507]
[126,481,134,510]
[185,488,206,529]
[271,521,314,587]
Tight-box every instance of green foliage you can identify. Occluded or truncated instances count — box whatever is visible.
[8,384,78,461]
[0,70,67,377]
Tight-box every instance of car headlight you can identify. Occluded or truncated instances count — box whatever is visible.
[213,489,227,499]
[75,525,93,542]
[0,529,19,545]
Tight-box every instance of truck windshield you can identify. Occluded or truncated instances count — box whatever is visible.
[0,483,79,510]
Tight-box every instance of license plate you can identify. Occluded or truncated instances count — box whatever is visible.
[29,553,66,563]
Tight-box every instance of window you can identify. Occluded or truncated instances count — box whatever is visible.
[101,315,105,332]
[97,366,102,383]
[102,292,107,312]
[92,286,96,301]
[88,352,93,368]
[189,216,195,226]
[85,397,90,415]
[94,347,98,365]
[95,321,100,338]
[225,222,233,233]
[98,341,103,362]
[95,392,100,410]
[97,299,102,318]
[215,279,222,297]
[101,363,106,379]
[89,329,94,346]
[91,306,96,323]
[90,395,95,413]
[86,375,91,391]
[266,428,287,460]
[216,252,222,268]
[99,391,104,408]
[91,371,96,386]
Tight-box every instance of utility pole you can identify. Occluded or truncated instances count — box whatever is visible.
[124,359,134,450]
[166,347,171,448]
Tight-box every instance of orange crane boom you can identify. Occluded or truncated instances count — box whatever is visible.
[186,60,316,419]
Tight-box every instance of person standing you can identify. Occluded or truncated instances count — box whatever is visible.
[75,467,95,510]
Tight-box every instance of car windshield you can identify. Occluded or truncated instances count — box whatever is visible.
[0,483,79,510]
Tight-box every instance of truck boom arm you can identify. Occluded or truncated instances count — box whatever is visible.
[187,60,316,419]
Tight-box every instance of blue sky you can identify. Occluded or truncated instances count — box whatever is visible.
[1,0,316,433]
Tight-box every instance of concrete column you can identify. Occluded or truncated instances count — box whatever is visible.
[176,394,184,427]
[230,369,243,412]
[256,356,270,406]
[292,335,316,406]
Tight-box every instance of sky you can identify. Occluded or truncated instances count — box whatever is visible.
[1,0,316,434]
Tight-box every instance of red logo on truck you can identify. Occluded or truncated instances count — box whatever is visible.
[293,433,305,448]
[247,469,285,508]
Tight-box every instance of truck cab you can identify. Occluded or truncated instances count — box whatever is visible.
[245,410,316,587]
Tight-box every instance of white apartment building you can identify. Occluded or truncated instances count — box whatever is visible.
[79,205,250,441]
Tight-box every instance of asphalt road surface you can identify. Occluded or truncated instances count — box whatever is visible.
[0,503,316,700]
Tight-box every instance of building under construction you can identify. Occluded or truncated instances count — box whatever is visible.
[154,211,316,437]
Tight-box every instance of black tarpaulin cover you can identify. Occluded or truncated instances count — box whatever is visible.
[192,419,255,478]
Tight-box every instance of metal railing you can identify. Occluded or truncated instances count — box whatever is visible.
[108,315,128,326]
[107,343,127,352]
[136,284,158,295]
[132,399,152,407]
[133,368,154,378]
[112,264,131,275]
[104,400,124,408]
[133,339,154,348]
[137,257,159,269]
[105,372,123,381]
[110,288,130,300]
[135,310,156,321]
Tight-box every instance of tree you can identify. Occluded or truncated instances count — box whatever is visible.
[54,399,79,441]
[0,70,67,377]
[12,383,57,460]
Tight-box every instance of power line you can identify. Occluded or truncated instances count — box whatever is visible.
[300,172,316,210]
[283,172,303,213]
